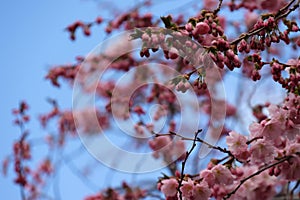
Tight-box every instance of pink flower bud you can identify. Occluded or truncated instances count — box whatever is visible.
[168,48,179,59]
[292,24,299,32]
[95,16,103,24]
[185,23,193,32]
[193,22,210,35]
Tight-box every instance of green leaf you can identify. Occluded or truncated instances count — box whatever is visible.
[130,28,143,40]
[160,15,175,29]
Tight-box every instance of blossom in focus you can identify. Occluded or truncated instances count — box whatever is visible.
[250,140,275,164]
[226,131,248,155]
[200,169,215,187]
[193,181,211,200]
[161,178,178,197]
[180,178,194,198]
[211,164,233,185]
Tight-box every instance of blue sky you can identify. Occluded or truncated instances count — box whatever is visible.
[0,0,104,199]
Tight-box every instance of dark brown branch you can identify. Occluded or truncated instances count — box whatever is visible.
[213,0,224,15]
[276,0,300,19]
[196,137,231,154]
[275,0,297,18]
[246,136,263,145]
[290,180,300,200]
[168,131,231,155]
[177,129,202,200]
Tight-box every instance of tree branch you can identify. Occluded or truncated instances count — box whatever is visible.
[168,131,232,156]
[213,0,224,15]
[224,153,299,199]
[177,129,202,200]
[230,0,300,45]
[290,180,300,200]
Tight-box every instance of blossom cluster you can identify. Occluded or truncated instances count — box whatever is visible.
[7,102,54,199]
[158,93,300,199]
[84,182,146,200]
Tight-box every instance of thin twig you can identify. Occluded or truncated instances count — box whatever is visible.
[290,180,300,200]
[275,0,297,18]
[177,129,202,200]
[213,0,223,15]
[168,131,231,154]
[17,120,27,200]
[196,137,231,154]
[246,136,263,145]
[276,0,300,19]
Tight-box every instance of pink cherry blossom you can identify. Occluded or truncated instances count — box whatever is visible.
[203,0,217,10]
[200,169,215,187]
[226,131,248,159]
[74,108,109,135]
[193,181,211,200]
[267,104,288,124]
[161,178,178,197]
[250,140,276,164]
[244,11,259,30]
[211,164,234,185]
[279,156,300,180]
[230,166,278,200]
[180,179,212,200]
[180,178,194,199]
[148,135,171,151]
[260,0,284,11]
[7,1,300,199]
[171,140,186,161]
[261,121,285,141]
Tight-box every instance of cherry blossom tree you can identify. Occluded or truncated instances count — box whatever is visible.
[3,0,300,199]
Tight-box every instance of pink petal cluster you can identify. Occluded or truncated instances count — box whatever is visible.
[148,135,186,161]
[211,164,234,185]
[226,131,249,161]
[193,181,212,200]
[160,178,178,197]
[229,166,277,200]
[148,136,171,156]
[180,179,211,200]
[250,140,275,164]
[200,169,215,187]
[200,164,234,189]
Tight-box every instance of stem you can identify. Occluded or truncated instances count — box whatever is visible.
[213,0,223,15]
[18,117,27,200]
[169,131,231,155]
[275,0,297,18]
[177,129,202,200]
[290,180,300,200]
[246,136,263,145]
[20,186,26,200]
[196,137,231,154]
[276,0,300,19]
